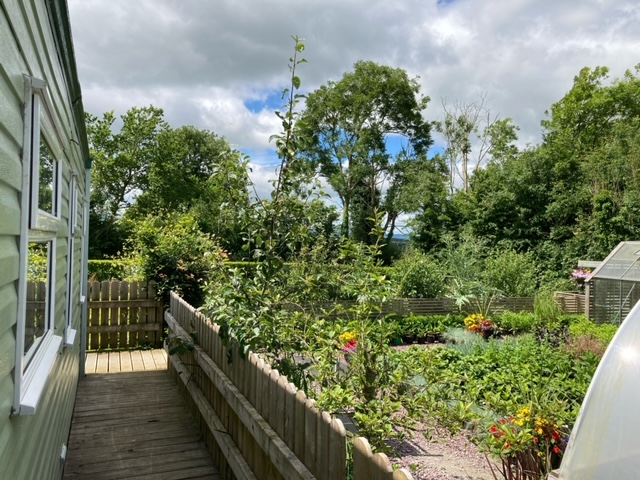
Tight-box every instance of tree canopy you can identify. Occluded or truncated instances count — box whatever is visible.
[297,61,433,242]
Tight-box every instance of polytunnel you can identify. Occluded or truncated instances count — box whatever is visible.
[549,298,640,479]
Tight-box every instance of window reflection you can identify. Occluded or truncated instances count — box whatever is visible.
[38,138,55,215]
[25,242,50,362]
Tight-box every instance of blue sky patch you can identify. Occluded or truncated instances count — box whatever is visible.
[244,89,287,114]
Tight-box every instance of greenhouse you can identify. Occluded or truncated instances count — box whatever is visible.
[549,298,640,479]
[586,241,640,324]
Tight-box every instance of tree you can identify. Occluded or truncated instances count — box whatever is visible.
[298,61,432,241]
[129,125,252,256]
[86,106,168,257]
[87,106,168,219]
[436,94,519,194]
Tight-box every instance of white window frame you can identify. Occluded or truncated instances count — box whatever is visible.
[14,76,64,416]
[65,174,79,347]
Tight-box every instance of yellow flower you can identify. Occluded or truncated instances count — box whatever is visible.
[339,331,357,344]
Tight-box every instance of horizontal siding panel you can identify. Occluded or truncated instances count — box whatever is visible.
[0,375,15,456]
[0,140,22,191]
[0,313,17,385]
[0,236,19,287]
[0,184,21,236]
[3,346,79,480]
[31,0,76,148]
[0,7,27,98]
[5,0,42,78]
[0,73,24,147]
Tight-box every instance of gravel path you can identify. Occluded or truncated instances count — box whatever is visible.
[391,427,498,480]
[389,345,498,480]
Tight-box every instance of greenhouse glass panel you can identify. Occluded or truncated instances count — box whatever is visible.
[550,299,640,479]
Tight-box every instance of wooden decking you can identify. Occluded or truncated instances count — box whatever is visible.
[84,349,169,373]
[64,349,221,480]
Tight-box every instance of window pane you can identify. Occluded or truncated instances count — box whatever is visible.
[25,242,50,362]
[38,139,55,215]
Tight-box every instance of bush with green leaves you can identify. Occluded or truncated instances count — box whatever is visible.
[127,211,224,306]
[495,311,538,335]
[481,247,538,297]
[391,249,446,298]
[88,259,140,281]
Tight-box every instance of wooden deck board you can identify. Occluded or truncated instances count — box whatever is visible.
[84,349,168,374]
[64,363,220,480]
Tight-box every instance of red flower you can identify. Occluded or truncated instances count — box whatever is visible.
[553,446,562,455]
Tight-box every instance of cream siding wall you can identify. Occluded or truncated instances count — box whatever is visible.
[0,0,87,478]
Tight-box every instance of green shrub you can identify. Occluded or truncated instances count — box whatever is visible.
[392,314,464,339]
[482,248,538,297]
[391,249,445,298]
[128,212,224,306]
[495,311,538,335]
[569,318,618,346]
[88,259,140,281]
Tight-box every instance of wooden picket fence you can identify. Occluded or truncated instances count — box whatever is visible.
[165,292,414,480]
[87,280,164,350]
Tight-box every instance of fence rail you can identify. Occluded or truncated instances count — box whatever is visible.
[555,291,586,314]
[166,292,413,480]
[285,296,536,318]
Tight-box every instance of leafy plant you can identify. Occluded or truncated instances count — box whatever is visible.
[391,249,446,298]
[495,311,538,335]
[127,211,224,305]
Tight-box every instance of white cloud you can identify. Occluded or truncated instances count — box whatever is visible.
[69,0,640,170]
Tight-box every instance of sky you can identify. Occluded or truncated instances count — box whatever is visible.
[67,0,640,222]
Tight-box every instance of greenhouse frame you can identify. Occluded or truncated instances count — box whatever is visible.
[586,241,640,324]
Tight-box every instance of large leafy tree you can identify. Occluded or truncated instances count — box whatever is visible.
[298,61,432,241]
[129,126,252,256]
[86,106,168,257]
[455,65,640,280]
[87,106,168,219]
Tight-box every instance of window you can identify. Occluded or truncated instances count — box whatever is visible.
[14,77,64,416]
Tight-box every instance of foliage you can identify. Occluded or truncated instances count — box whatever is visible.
[391,248,446,298]
[464,313,495,336]
[441,327,487,355]
[127,212,224,305]
[27,243,48,282]
[495,312,538,335]
[87,106,168,219]
[310,240,410,447]
[482,247,538,297]
[86,106,254,260]
[436,94,519,194]
[398,333,597,459]
[298,60,432,242]
[566,317,617,358]
[88,259,140,281]
[392,314,464,340]
[481,406,568,479]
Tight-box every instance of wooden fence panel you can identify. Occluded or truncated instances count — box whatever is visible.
[85,280,163,351]
[166,292,348,480]
[555,292,586,314]
[128,281,139,348]
[353,437,414,480]
[89,281,100,350]
[25,281,47,352]
[283,296,545,318]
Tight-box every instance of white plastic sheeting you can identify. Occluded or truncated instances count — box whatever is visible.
[551,299,640,479]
